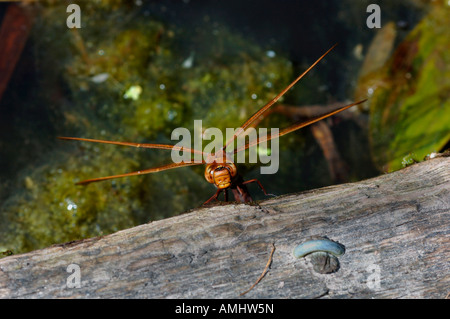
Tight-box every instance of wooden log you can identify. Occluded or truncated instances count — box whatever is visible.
[0,155,448,299]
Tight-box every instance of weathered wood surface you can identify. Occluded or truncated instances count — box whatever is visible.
[0,156,448,299]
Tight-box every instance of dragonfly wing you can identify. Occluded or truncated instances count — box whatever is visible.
[58,136,205,156]
[76,161,205,185]
[234,99,367,154]
[223,43,338,151]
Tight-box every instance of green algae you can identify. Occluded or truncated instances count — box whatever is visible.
[356,2,450,172]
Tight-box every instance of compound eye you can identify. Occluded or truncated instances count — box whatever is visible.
[226,162,237,177]
[204,164,217,184]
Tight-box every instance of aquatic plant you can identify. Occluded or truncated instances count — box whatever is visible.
[357,2,450,171]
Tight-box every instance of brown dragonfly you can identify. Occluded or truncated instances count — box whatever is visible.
[59,44,366,205]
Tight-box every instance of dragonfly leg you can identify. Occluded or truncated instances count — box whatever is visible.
[242,179,271,196]
[203,189,222,205]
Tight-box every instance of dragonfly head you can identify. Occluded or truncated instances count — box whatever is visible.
[205,160,237,190]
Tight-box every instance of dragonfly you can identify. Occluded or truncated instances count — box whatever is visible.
[59,44,366,205]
